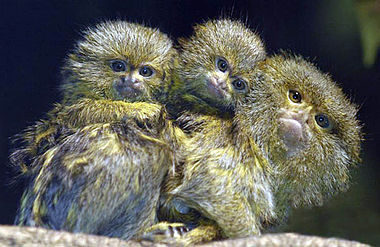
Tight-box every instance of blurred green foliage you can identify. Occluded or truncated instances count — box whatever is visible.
[356,0,380,67]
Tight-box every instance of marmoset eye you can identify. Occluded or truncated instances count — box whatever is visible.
[139,66,154,77]
[232,79,247,92]
[289,90,302,103]
[216,57,229,72]
[110,60,127,72]
[315,114,330,129]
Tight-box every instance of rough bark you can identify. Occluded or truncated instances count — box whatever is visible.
[0,225,370,247]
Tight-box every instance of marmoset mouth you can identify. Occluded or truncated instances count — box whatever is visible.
[113,79,143,99]
[278,109,311,156]
[279,118,304,145]
[206,77,229,99]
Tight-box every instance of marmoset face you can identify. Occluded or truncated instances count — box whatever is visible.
[239,54,361,207]
[62,21,176,103]
[177,19,266,110]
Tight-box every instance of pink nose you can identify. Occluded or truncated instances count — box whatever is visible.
[284,110,309,124]
[212,76,226,88]
[279,118,303,145]
[278,109,310,156]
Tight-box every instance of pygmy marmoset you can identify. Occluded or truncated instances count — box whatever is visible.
[147,19,272,244]
[166,18,266,118]
[248,54,362,222]
[153,53,362,245]
[11,20,180,240]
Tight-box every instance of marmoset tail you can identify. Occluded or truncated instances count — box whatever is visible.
[12,20,180,240]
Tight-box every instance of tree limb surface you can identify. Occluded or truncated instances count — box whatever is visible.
[0,225,370,247]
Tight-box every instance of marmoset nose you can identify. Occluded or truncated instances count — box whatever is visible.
[122,76,138,85]
[215,77,227,90]
[285,106,313,125]
[278,107,313,156]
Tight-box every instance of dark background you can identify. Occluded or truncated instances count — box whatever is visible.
[0,0,379,245]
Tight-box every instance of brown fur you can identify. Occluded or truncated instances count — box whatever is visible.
[11,20,180,240]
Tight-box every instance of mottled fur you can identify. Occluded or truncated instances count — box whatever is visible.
[160,114,275,238]
[11,20,180,240]
[150,19,272,244]
[154,54,361,245]
[167,19,266,117]
[17,118,173,239]
[62,21,175,104]
[244,54,362,221]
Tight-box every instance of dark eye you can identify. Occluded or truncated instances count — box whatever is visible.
[232,79,247,92]
[315,114,330,129]
[139,66,154,77]
[110,60,126,72]
[289,90,302,103]
[216,58,229,72]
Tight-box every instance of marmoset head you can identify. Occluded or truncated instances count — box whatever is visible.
[62,21,176,104]
[177,19,266,112]
[238,54,362,209]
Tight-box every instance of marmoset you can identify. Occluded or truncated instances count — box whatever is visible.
[11,20,180,240]
[144,19,272,244]
[13,20,177,171]
[167,18,266,118]
[245,54,362,221]
[151,54,361,245]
